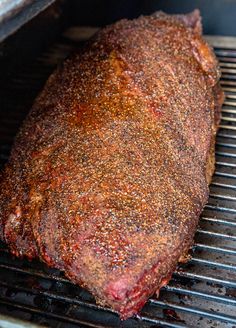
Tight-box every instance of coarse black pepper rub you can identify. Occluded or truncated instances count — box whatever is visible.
[0,10,224,319]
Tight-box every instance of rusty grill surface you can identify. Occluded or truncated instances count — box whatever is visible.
[1,31,236,328]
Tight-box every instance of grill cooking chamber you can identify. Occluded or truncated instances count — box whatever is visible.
[0,1,236,327]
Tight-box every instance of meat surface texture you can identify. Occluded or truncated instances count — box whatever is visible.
[0,10,224,319]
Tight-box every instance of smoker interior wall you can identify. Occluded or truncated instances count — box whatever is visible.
[71,0,236,36]
[0,1,69,76]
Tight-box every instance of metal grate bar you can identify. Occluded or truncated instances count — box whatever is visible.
[217,132,236,139]
[137,315,186,328]
[209,192,236,201]
[221,117,236,123]
[0,263,70,284]
[149,299,236,324]
[216,142,236,149]
[196,228,236,241]
[210,181,236,189]
[219,57,236,63]
[221,69,236,74]
[220,62,236,68]
[223,101,236,106]
[215,151,236,158]
[164,285,236,305]
[222,74,236,80]
[221,108,236,114]
[215,50,236,56]
[194,243,236,255]
[190,257,236,271]
[213,171,236,179]
[219,124,236,130]
[221,81,236,87]
[205,204,236,213]
[174,271,236,288]
[225,95,236,99]
[201,216,236,226]
[216,161,236,167]
[222,86,236,92]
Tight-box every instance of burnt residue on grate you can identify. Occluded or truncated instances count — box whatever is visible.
[1,31,236,327]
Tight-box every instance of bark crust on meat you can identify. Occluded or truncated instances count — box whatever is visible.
[0,10,224,319]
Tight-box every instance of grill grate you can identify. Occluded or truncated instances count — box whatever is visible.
[1,31,236,328]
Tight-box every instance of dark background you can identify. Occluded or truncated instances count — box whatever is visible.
[71,0,236,36]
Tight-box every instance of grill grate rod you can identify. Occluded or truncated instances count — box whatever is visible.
[222,74,236,80]
[149,299,236,325]
[217,133,236,139]
[222,87,236,92]
[165,285,236,305]
[223,101,236,106]
[201,216,236,226]
[225,95,236,100]
[215,50,236,56]
[219,125,236,130]
[0,263,70,284]
[220,62,236,68]
[194,243,236,255]
[204,204,236,213]
[216,161,236,167]
[221,108,236,114]
[221,116,236,122]
[221,68,236,74]
[210,181,236,190]
[220,81,236,87]
[216,141,236,148]
[190,257,236,271]
[214,171,236,178]
[219,57,236,63]
[216,151,236,158]
[196,228,236,241]
[173,271,236,288]
[209,193,236,201]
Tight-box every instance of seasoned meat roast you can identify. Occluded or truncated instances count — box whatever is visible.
[0,10,224,319]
